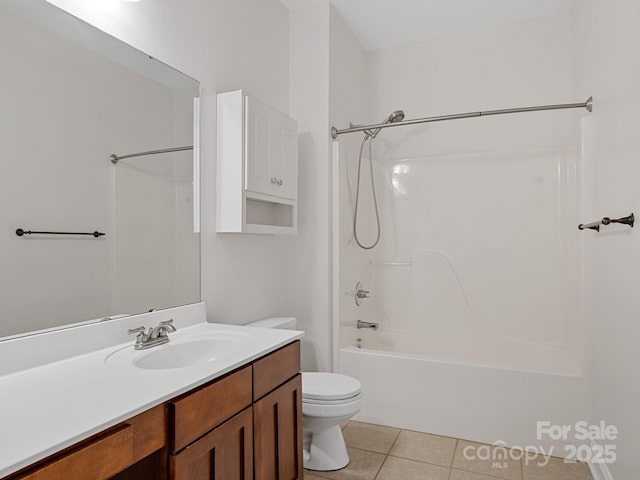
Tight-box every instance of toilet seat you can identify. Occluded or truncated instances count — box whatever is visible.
[302,393,362,419]
[303,392,363,405]
[302,372,361,402]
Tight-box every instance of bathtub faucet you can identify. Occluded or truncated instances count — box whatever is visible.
[356,320,378,330]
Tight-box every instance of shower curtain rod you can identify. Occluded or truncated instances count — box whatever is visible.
[331,97,593,139]
[110,145,193,164]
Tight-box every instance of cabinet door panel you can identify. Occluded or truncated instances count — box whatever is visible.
[170,407,253,480]
[245,96,276,197]
[254,374,302,480]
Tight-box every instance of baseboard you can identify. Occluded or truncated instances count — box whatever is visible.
[589,461,613,480]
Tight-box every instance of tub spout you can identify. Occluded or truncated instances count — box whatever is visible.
[356,320,378,330]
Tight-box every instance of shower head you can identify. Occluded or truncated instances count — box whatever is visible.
[367,109,406,139]
[387,110,405,123]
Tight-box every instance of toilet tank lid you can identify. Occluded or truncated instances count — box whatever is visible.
[246,317,297,329]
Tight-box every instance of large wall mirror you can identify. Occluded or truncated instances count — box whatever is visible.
[0,0,201,339]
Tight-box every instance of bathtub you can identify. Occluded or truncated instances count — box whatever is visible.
[339,338,588,452]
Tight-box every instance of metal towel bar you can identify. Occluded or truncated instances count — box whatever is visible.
[16,229,105,238]
[578,213,634,232]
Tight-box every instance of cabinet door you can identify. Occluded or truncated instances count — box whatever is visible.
[245,95,277,197]
[245,96,298,201]
[170,407,253,480]
[253,374,303,480]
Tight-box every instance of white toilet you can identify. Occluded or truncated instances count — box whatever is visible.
[247,317,362,471]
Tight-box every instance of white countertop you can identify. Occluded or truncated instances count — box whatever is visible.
[0,314,303,478]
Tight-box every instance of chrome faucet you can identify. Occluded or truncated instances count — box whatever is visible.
[128,319,177,350]
[356,287,370,299]
[356,320,378,330]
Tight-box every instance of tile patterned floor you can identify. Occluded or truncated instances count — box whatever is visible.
[304,421,593,480]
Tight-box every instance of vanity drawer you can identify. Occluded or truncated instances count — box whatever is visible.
[170,365,252,453]
[14,426,133,480]
[253,341,301,401]
[11,405,165,480]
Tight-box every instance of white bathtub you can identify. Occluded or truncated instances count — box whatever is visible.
[339,343,588,453]
[348,324,585,375]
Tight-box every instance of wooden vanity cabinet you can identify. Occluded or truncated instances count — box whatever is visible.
[168,341,302,480]
[2,341,301,480]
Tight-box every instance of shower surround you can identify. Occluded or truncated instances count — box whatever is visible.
[332,13,588,451]
[335,140,586,450]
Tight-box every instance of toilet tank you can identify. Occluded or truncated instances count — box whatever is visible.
[246,317,297,330]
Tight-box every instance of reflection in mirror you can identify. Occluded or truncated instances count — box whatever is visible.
[0,0,201,339]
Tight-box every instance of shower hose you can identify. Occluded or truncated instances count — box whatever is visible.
[353,135,381,250]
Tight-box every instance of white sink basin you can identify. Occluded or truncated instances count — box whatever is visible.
[106,331,254,370]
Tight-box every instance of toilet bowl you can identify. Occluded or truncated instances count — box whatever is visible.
[302,372,362,470]
[246,317,362,471]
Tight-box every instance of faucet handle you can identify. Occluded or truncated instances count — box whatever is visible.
[128,326,148,347]
[154,319,177,338]
[353,282,371,306]
[128,326,146,336]
[160,319,177,332]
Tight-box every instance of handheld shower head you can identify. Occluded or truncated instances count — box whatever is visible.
[367,109,405,138]
[387,110,405,123]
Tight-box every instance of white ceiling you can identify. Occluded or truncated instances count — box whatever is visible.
[280,0,575,51]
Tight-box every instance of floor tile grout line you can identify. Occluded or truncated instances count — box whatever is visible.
[343,423,401,456]
[452,466,518,480]
[386,452,458,469]
[372,428,402,480]
[386,428,402,455]
[446,438,459,480]
[451,438,459,468]
[343,445,398,456]
[372,453,387,480]
[451,464,523,480]
[331,446,388,480]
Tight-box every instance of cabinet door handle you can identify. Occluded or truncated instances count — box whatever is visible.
[270,178,277,184]
[277,179,283,186]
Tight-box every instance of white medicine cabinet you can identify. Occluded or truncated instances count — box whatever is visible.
[217,90,298,234]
